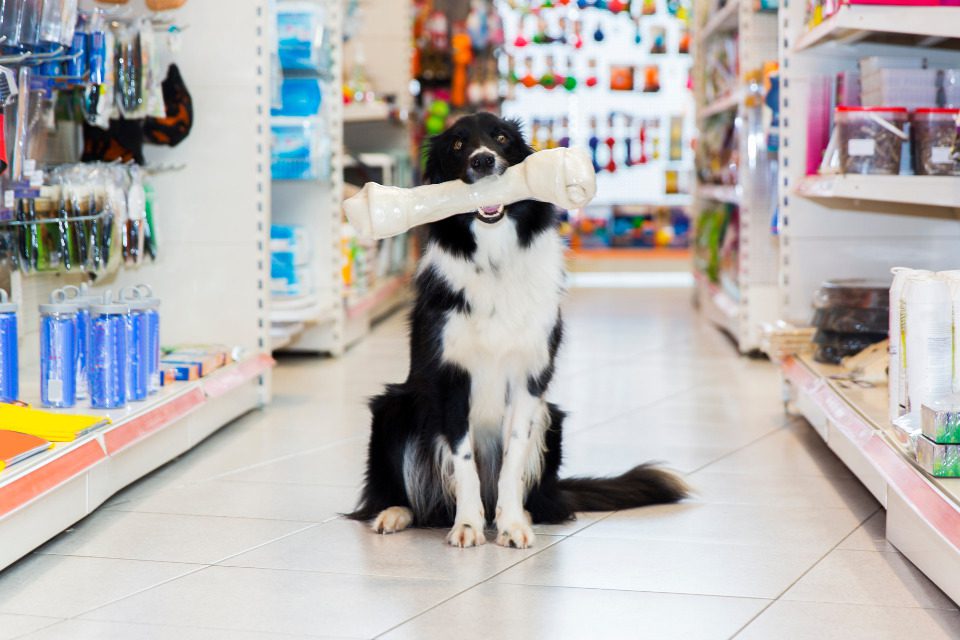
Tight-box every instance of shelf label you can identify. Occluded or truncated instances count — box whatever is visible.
[931,146,952,164]
[848,139,876,157]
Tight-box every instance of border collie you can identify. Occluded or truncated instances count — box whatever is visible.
[348,112,687,548]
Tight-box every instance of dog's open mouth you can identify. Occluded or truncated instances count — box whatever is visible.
[476,204,505,224]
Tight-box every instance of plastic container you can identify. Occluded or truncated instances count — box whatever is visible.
[911,108,960,176]
[903,274,953,423]
[836,106,909,175]
[120,288,151,402]
[814,278,890,310]
[270,78,322,117]
[89,292,128,409]
[0,290,18,403]
[58,286,95,401]
[39,291,78,408]
[134,285,161,395]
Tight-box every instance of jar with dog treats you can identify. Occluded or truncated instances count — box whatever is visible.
[836,106,908,175]
[911,108,960,176]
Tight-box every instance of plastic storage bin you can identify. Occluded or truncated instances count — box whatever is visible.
[911,108,960,176]
[836,106,908,175]
[270,117,330,180]
[270,78,322,117]
[277,3,326,72]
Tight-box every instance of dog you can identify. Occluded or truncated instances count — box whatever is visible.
[348,112,687,548]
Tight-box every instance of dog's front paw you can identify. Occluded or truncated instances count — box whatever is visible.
[496,515,535,549]
[372,507,413,534]
[447,521,486,548]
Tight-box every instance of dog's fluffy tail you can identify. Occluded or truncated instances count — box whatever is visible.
[558,463,689,512]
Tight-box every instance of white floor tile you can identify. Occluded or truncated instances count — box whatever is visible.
[783,548,956,610]
[18,619,350,639]
[381,582,769,640]
[838,510,896,553]
[220,518,562,584]
[491,535,827,599]
[736,600,960,640]
[37,510,312,564]
[0,614,60,640]
[80,565,463,638]
[0,555,197,618]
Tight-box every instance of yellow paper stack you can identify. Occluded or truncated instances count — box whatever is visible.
[0,404,110,442]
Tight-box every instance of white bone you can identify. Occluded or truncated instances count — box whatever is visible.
[343,147,597,239]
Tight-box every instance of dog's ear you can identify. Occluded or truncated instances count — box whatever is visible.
[505,117,534,157]
[421,130,451,185]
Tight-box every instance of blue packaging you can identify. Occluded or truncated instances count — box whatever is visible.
[271,78,322,117]
[120,288,151,402]
[66,31,86,78]
[39,292,78,408]
[133,285,161,395]
[0,290,19,402]
[89,293,127,409]
[276,5,324,71]
[87,29,106,85]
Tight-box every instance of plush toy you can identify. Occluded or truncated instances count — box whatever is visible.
[344,147,597,239]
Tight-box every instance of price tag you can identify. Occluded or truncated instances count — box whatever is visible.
[3,190,13,208]
[23,159,35,173]
[848,139,876,157]
[931,146,953,165]
[28,170,43,187]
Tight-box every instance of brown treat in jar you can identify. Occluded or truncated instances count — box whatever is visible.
[912,108,960,176]
[836,106,908,175]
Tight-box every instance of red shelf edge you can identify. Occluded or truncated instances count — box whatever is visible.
[783,356,960,553]
[203,353,275,399]
[104,387,206,455]
[0,440,105,518]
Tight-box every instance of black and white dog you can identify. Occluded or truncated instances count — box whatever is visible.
[349,112,687,548]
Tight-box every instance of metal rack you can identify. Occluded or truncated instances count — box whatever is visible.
[692,0,779,353]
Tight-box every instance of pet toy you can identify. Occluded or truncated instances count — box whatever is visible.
[344,147,597,239]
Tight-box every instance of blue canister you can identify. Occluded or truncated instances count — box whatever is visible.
[135,285,161,394]
[0,290,18,402]
[120,288,150,402]
[39,291,78,408]
[89,292,128,409]
[60,285,95,401]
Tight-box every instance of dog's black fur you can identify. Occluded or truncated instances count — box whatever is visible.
[348,112,687,530]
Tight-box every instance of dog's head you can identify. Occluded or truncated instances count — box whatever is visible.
[423,112,533,224]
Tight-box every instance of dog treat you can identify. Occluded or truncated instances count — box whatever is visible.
[912,109,960,176]
[836,106,908,175]
[811,306,888,334]
[916,435,960,477]
[922,398,960,444]
[812,329,886,365]
[343,147,597,239]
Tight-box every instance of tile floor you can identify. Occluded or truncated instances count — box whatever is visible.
[2,286,959,639]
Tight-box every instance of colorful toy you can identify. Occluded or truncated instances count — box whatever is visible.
[450,28,473,107]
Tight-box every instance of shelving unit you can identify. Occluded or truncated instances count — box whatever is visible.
[783,355,960,605]
[0,0,273,568]
[271,0,415,356]
[777,4,960,325]
[692,1,779,353]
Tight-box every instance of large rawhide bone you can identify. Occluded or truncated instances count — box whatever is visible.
[343,147,597,239]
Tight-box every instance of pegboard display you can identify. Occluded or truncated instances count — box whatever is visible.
[496,0,695,208]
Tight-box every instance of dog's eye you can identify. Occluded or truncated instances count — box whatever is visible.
[496,134,508,144]
[453,140,463,151]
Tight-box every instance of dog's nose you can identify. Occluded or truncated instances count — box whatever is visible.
[470,153,496,173]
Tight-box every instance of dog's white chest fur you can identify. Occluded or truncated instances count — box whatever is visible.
[421,218,565,429]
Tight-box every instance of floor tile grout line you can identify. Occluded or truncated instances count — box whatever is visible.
[487,580,774,601]
[373,512,620,638]
[684,418,813,478]
[371,534,572,638]
[726,506,883,639]
[50,522,326,624]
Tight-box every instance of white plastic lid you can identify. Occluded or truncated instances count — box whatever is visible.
[90,290,129,315]
[0,289,17,314]
[39,289,79,315]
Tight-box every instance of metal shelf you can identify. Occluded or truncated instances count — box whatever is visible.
[794,5,960,52]
[796,174,960,211]
[784,355,960,606]
[694,270,739,339]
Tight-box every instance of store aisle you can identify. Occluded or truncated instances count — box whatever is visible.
[1,287,958,640]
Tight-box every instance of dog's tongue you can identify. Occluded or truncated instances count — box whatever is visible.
[481,205,501,214]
